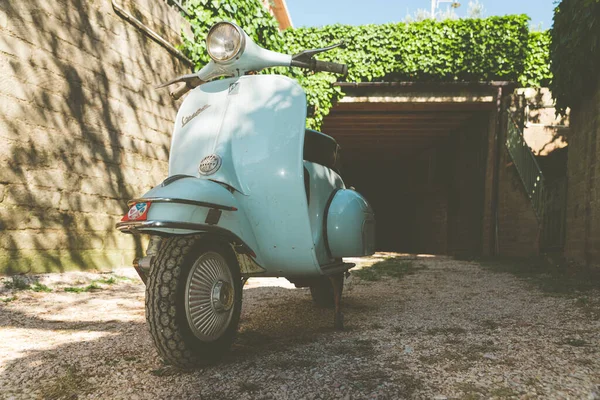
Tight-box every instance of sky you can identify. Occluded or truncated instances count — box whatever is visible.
[285,0,555,30]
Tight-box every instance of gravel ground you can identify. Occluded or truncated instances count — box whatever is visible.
[0,253,599,399]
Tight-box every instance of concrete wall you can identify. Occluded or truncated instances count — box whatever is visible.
[0,0,192,273]
[564,76,600,267]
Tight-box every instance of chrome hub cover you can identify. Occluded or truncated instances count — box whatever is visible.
[185,252,235,341]
[211,280,234,312]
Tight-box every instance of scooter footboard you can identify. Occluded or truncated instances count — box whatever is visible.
[116,176,259,256]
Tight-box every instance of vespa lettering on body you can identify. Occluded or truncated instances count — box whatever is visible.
[182,105,211,127]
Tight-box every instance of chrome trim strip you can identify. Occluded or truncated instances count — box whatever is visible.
[127,197,237,211]
[160,174,194,187]
[322,189,340,259]
[116,220,254,255]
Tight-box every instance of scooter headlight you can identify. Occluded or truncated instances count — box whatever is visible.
[206,22,245,63]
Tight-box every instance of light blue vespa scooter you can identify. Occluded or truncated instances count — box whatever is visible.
[116,22,375,368]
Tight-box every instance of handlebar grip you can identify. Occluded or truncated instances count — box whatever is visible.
[314,60,348,76]
[170,83,191,100]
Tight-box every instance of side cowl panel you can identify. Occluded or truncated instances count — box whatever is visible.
[304,161,345,266]
[326,189,376,258]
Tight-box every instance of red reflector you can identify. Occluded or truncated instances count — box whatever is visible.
[121,202,152,222]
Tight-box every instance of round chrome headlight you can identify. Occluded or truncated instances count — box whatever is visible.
[206,22,245,63]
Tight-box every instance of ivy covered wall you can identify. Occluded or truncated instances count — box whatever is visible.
[182,0,552,128]
[550,0,600,114]
[550,0,600,267]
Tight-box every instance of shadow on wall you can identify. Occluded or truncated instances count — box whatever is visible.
[0,1,190,273]
[515,88,570,157]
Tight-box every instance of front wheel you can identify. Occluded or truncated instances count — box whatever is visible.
[145,236,242,368]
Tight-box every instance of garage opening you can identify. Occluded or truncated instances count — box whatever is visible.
[322,82,511,256]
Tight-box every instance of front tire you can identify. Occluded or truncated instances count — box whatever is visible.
[146,236,242,368]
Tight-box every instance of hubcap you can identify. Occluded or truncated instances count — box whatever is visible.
[211,280,234,312]
[185,252,235,341]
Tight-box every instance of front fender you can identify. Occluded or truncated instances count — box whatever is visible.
[116,176,262,264]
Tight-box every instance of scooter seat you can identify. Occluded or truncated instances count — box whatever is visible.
[304,129,341,173]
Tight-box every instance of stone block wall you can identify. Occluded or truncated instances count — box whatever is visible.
[495,94,541,257]
[495,89,570,257]
[564,75,600,267]
[517,88,569,156]
[496,157,541,257]
[0,0,192,273]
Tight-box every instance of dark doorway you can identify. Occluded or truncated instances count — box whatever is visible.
[323,103,491,256]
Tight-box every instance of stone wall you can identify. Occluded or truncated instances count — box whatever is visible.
[496,151,541,257]
[0,0,192,273]
[495,94,541,257]
[495,89,570,257]
[564,76,600,267]
[518,88,569,156]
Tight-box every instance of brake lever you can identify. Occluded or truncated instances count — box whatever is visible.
[292,41,345,64]
[155,73,203,89]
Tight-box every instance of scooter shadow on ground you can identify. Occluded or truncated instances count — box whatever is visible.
[0,306,135,332]
[221,285,379,364]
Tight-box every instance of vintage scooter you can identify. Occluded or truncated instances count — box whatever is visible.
[116,22,375,368]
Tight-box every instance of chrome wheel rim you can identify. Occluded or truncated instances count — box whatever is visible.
[185,252,235,341]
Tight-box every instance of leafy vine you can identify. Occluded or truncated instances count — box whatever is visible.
[181,1,552,128]
[550,0,600,114]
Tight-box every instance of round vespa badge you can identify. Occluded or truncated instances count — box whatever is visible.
[199,154,222,175]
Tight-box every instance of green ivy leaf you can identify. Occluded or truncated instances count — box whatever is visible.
[182,4,550,129]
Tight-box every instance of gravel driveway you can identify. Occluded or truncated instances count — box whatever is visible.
[1,254,599,399]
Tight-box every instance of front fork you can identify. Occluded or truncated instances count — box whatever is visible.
[133,235,162,284]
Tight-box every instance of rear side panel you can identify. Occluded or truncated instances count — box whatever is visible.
[326,189,376,258]
[304,161,344,265]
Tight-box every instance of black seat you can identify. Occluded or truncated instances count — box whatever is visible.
[303,129,342,173]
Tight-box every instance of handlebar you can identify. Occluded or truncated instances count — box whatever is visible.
[314,60,348,76]
[158,41,348,100]
[171,83,191,100]
[156,75,204,100]
[291,42,347,76]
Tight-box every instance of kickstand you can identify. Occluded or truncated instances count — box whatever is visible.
[328,273,345,330]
